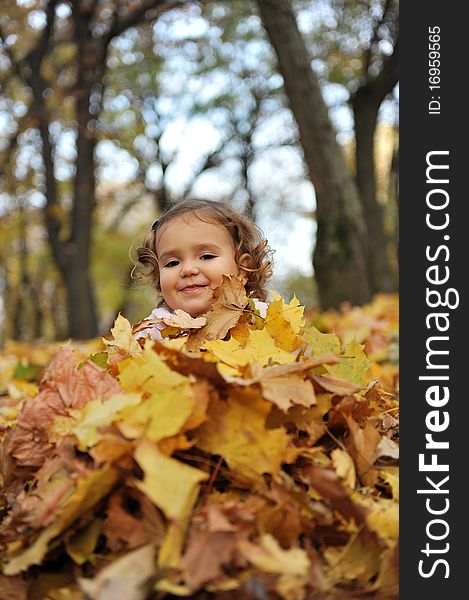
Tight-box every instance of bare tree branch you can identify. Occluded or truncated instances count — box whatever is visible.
[106,0,186,43]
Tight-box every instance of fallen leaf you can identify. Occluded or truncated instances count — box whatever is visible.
[345,416,382,487]
[376,437,399,460]
[196,387,296,477]
[78,544,156,600]
[265,299,302,352]
[325,339,371,387]
[6,347,120,467]
[118,385,194,442]
[102,490,165,553]
[103,314,142,358]
[65,519,103,565]
[134,440,208,521]
[269,292,306,334]
[3,466,118,575]
[161,309,207,329]
[238,534,310,600]
[181,530,236,589]
[310,374,361,395]
[301,325,341,356]
[72,392,142,450]
[186,276,248,349]
[0,573,29,600]
[331,448,356,492]
[324,535,381,587]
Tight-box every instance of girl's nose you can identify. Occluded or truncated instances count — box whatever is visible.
[180,261,200,277]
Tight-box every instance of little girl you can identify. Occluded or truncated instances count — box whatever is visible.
[132,198,273,341]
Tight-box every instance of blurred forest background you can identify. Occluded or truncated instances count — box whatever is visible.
[0,0,399,343]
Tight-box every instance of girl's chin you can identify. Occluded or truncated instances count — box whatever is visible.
[181,299,215,317]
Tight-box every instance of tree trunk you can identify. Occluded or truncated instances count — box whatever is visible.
[1,1,181,339]
[256,0,370,308]
[353,88,394,293]
[63,264,98,339]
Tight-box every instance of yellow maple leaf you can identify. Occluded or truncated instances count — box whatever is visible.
[265,298,302,352]
[118,342,189,394]
[301,325,341,357]
[118,385,194,442]
[325,339,371,387]
[134,440,208,521]
[185,276,248,350]
[102,314,142,358]
[204,328,297,375]
[72,392,142,450]
[196,387,297,477]
[269,292,306,334]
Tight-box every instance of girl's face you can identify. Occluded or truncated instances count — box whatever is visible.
[156,214,245,316]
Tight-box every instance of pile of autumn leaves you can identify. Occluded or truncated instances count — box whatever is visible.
[0,278,399,600]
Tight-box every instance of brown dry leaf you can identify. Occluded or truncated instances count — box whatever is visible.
[327,394,375,431]
[260,375,315,412]
[267,405,326,446]
[186,275,248,350]
[6,346,120,468]
[3,438,79,532]
[3,466,118,575]
[103,490,165,553]
[0,573,29,600]
[161,309,207,329]
[257,481,305,549]
[344,416,382,487]
[206,504,238,533]
[90,436,133,465]
[226,356,338,413]
[302,466,370,531]
[181,530,237,589]
[310,374,361,395]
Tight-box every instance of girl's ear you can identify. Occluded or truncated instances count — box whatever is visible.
[238,253,251,284]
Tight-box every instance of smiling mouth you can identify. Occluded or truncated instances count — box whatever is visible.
[179,285,208,295]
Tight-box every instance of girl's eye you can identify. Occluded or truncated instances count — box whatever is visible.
[201,254,216,260]
[164,260,179,268]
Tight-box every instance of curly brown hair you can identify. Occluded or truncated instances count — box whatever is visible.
[132,198,273,305]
